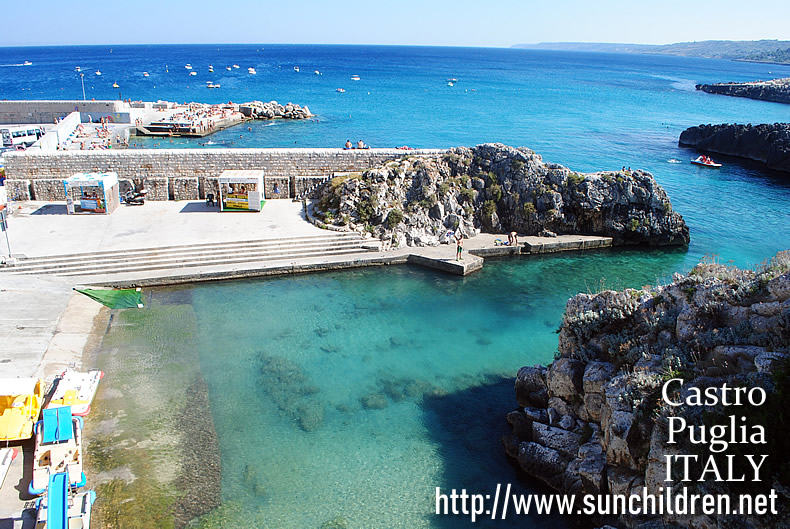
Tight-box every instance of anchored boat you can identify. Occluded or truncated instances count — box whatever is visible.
[35,472,95,529]
[0,378,45,441]
[46,369,103,417]
[29,407,85,496]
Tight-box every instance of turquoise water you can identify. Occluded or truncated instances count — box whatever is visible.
[5,45,790,526]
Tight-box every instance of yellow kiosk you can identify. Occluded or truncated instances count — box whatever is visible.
[218,170,264,212]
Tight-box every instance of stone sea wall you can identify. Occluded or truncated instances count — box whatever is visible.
[505,252,790,529]
[679,123,790,173]
[3,148,443,201]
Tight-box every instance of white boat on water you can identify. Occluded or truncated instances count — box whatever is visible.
[351,75,360,81]
[233,64,240,69]
[189,71,197,76]
[226,66,232,71]
[74,66,81,72]
[94,71,101,76]
[185,64,192,70]
[112,82,119,88]
[23,61,32,66]
[336,88,346,93]
[314,70,321,75]
[294,66,300,72]
[248,67,257,75]
[208,65,214,72]
[46,370,103,417]
[447,81,454,86]
[142,72,149,77]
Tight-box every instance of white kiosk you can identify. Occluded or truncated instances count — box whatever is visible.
[218,170,264,212]
[63,172,120,215]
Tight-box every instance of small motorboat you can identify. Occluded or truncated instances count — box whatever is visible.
[23,61,32,66]
[208,65,214,72]
[74,66,81,72]
[94,71,101,76]
[351,75,360,81]
[29,406,85,495]
[46,369,103,417]
[447,78,458,83]
[0,447,19,488]
[112,82,119,88]
[691,155,722,168]
[233,64,240,69]
[294,66,300,72]
[248,67,256,75]
[226,66,232,71]
[447,81,454,86]
[314,70,321,75]
[35,473,95,529]
[335,88,346,93]
[0,378,45,441]
[185,64,192,70]
[189,71,197,76]
[142,71,149,77]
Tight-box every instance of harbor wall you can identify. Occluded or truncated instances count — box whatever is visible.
[0,100,125,125]
[3,148,445,201]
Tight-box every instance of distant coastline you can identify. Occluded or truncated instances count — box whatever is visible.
[512,39,790,65]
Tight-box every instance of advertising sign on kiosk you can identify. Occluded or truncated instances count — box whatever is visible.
[62,172,120,215]
[218,170,264,212]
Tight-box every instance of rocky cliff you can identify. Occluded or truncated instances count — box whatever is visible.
[314,143,689,247]
[696,79,790,105]
[679,123,790,173]
[505,252,790,528]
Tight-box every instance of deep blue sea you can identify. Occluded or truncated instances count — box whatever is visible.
[3,45,790,528]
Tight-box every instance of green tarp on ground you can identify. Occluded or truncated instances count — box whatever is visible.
[76,288,144,309]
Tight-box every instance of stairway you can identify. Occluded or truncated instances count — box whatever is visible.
[0,233,377,279]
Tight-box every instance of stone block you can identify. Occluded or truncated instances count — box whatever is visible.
[32,179,66,201]
[171,177,199,201]
[143,177,169,201]
[5,179,32,201]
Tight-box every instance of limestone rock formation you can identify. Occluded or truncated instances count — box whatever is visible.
[314,143,689,248]
[696,78,790,105]
[679,123,790,173]
[505,251,790,529]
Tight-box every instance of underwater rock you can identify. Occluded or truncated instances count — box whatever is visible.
[360,392,389,410]
[320,516,349,529]
[259,354,323,432]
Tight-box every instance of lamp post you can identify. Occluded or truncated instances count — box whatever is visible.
[80,73,86,101]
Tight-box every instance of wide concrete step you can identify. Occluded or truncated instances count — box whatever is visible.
[10,233,365,264]
[0,233,376,278]
[54,247,370,277]
[5,238,367,272]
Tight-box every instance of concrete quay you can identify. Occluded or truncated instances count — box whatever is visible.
[0,198,611,526]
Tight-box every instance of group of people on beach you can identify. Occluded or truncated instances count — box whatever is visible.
[344,139,368,149]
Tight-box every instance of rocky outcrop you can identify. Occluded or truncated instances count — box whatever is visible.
[239,100,312,120]
[505,251,790,528]
[696,78,790,105]
[679,123,790,173]
[314,143,689,248]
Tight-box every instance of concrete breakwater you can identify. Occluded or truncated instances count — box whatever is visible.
[3,148,443,201]
[696,78,790,104]
[679,123,790,173]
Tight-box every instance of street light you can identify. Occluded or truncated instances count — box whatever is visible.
[80,73,85,101]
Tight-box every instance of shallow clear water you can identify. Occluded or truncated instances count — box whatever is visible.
[5,44,790,526]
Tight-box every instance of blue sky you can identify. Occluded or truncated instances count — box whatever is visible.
[3,0,789,47]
